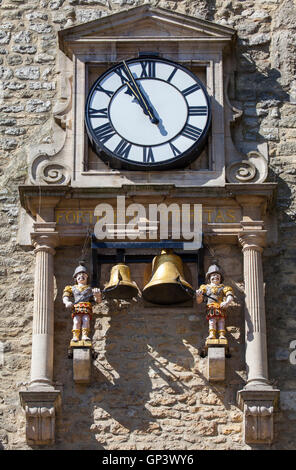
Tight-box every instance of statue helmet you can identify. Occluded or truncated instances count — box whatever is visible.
[73,261,88,279]
[205,264,224,283]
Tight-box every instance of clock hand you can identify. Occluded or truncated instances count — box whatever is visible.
[124,73,158,123]
[125,82,148,114]
[123,61,159,125]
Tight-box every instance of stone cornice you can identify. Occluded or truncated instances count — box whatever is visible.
[19,183,277,217]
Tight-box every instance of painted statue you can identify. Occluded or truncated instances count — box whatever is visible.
[196,264,234,341]
[63,262,101,343]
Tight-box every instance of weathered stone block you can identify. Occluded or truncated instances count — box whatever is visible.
[15,66,40,80]
[207,347,225,382]
[72,347,91,384]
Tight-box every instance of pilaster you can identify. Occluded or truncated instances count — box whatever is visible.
[20,222,61,446]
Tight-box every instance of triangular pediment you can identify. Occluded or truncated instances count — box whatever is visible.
[59,5,235,56]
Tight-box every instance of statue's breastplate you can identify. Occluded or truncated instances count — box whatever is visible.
[72,286,93,304]
[206,285,224,304]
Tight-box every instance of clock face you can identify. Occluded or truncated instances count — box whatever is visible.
[85,57,211,170]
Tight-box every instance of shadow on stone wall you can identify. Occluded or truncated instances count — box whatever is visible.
[232,43,290,154]
[93,301,157,433]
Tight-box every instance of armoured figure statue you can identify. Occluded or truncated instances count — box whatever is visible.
[196,264,234,341]
[63,262,101,342]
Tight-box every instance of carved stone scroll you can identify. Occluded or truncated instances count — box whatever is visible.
[226,151,268,184]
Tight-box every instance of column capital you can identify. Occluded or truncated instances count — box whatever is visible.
[31,222,59,253]
[238,229,267,252]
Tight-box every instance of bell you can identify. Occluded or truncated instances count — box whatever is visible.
[103,263,139,300]
[142,249,194,305]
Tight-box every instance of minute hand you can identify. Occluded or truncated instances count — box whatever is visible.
[123,61,159,125]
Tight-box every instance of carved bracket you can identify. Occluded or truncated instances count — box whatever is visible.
[237,388,280,444]
[19,390,61,446]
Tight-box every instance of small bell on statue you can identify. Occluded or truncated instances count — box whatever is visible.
[103,263,139,301]
[142,249,195,305]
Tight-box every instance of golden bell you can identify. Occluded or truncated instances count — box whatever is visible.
[142,249,194,305]
[103,263,139,300]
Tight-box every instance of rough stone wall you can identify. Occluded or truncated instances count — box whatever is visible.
[0,0,295,450]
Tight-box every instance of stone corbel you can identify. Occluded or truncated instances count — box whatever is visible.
[19,390,61,446]
[237,389,279,445]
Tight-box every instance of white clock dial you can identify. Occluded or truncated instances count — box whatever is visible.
[85,57,211,170]
[109,79,188,146]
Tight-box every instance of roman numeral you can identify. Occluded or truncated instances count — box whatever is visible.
[114,66,129,85]
[114,139,132,159]
[140,60,156,78]
[143,147,155,163]
[181,123,202,141]
[95,84,113,97]
[182,83,201,97]
[93,122,115,144]
[88,107,108,118]
[169,142,181,157]
[188,106,208,116]
[167,67,178,83]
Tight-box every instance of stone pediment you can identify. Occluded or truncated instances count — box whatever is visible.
[59,5,235,57]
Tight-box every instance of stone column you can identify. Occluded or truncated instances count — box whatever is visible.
[20,222,61,446]
[240,231,269,388]
[237,229,279,444]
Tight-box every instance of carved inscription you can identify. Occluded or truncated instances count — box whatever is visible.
[56,208,239,225]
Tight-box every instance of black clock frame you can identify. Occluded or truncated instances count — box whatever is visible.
[85,57,212,171]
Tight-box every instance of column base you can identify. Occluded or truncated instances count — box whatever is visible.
[237,386,280,445]
[19,388,61,446]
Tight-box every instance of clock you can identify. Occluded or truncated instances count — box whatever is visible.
[85,57,211,171]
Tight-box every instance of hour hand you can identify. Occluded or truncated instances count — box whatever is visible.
[125,82,151,117]
[123,61,159,125]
